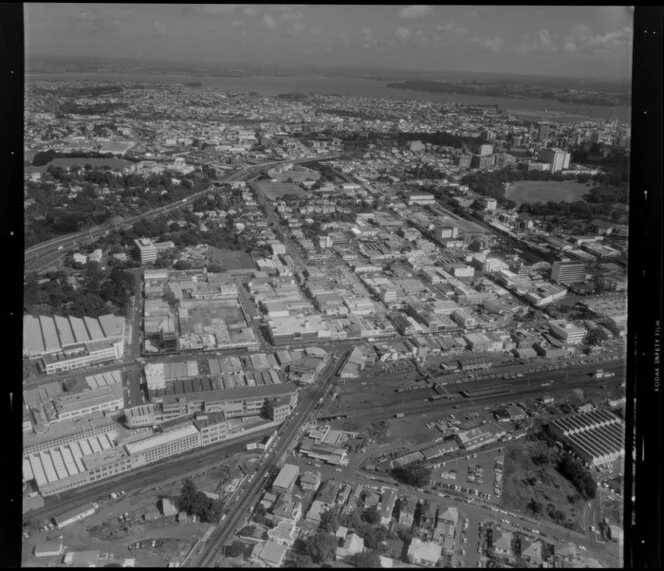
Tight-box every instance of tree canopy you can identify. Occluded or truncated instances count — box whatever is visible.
[177,477,223,523]
[557,454,597,500]
[391,463,432,488]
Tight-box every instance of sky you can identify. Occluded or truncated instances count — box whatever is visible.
[25,4,634,80]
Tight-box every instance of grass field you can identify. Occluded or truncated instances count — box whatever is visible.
[207,247,256,271]
[506,180,590,205]
[501,441,585,532]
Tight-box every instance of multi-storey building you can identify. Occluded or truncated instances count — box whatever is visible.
[548,320,586,345]
[551,261,586,285]
[54,383,124,422]
[135,238,158,264]
[160,382,298,421]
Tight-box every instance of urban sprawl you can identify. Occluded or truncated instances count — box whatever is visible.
[22,80,628,568]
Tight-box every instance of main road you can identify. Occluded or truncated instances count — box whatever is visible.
[191,348,350,567]
[24,155,340,272]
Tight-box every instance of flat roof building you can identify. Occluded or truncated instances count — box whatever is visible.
[272,463,299,494]
[135,238,158,265]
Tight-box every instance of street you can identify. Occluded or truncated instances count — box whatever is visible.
[191,349,348,567]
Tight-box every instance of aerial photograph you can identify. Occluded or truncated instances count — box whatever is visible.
[22,4,632,568]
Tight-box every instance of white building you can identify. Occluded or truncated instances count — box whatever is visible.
[135,238,158,264]
[548,320,586,345]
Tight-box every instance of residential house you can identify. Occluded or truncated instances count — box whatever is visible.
[407,538,441,567]
[521,539,543,565]
[336,532,364,561]
[493,530,513,557]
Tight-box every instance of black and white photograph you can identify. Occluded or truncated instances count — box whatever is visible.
[16,4,652,569]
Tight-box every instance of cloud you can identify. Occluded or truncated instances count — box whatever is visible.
[437,22,467,35]
[484,37,503,53]
[75,10,95,21]
[563,24,633,58]
[515,30,559,55]
[73,9,122,34]
[201,5,238,15]
[569,24,593,41]
[231,20,245,29]
[398,5,433,19]
[279,10,304,23]
[262,13,278,29]
[287,20,308,36]
[538,30,554,49]
[152,21,167,36]
[395,27,411,41]
[242,5,258,16]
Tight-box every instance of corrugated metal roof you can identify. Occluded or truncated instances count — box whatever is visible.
[125,424,199,455]
[24,315,45,355]
[39,316,60,352]
[54,315,76,347]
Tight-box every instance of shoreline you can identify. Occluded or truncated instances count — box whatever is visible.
[25,72,630,123]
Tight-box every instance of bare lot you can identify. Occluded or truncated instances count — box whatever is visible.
[179,300,248,334]
[501,441,585,532]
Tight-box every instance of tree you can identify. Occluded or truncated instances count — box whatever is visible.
[391,463,432,488]
[226,540,245,558]
[349,551,381,568]
[207,263,224,273]
[527,497,542,514]
[33,149,56,166]
[302,533,338,564]
[585,327,608,347]
[362,508,381,525]
[320,509,340,533]
[173,259,192,271]
[557,454,597,500]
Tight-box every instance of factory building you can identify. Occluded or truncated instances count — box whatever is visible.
[160,382,298,421]
[24,314,125,362]
[455,424,506,450]
[550,410,625,467]
[53,383,124,422]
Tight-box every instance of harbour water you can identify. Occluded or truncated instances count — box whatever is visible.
[27,72,630,123]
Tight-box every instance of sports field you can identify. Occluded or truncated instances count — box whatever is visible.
[506,180,589,205]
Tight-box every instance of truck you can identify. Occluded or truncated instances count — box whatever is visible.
[394,413,405,418]
[594,369,615,379]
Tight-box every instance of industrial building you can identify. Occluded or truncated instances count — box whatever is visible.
[23,314,125,360]
[54,502,96,529]
[24,411,282,497]
[550,410,625,467]
[455,424,506,450]
[53,382,124,422]
[160,382,298,421]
